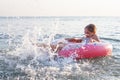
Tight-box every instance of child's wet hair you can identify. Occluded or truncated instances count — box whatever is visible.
[85,24,96,34]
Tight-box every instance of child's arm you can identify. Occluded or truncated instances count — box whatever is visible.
[65,38,82,43]
[92,35,100,42]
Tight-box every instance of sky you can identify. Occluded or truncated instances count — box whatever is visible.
[0,0,120,16]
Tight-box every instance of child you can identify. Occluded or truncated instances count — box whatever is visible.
[54,24,100,52]
[65,24,100,43]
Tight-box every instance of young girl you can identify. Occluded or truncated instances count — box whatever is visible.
[65,24,100,43]
[36,24,100,52]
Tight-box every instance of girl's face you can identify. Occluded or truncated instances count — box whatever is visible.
[84,28,94,37]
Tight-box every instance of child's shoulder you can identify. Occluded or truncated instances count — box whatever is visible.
[92,34,98,38]
[92,34,100,42]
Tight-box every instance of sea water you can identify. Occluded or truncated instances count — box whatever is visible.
[0,16,120,80]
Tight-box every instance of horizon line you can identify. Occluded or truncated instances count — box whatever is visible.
[0,16,120,18]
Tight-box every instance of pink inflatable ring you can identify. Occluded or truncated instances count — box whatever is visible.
[58,42,112,60]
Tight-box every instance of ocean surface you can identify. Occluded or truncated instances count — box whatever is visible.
[0,16,120,80]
